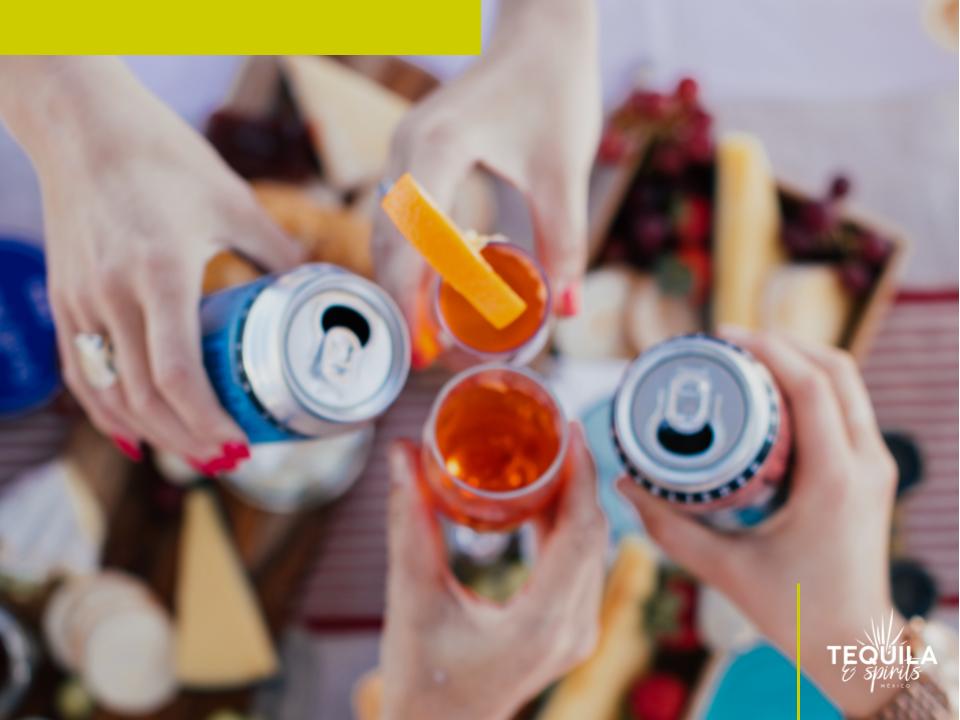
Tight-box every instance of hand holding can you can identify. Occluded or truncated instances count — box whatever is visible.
[617,329,901,718]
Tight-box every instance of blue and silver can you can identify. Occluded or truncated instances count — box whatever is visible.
[201,264,410,443]
[612,335,792,532]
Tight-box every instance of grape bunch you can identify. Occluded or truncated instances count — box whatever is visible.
[780,176,893,295]
[598,78,715,307]
[206,90,318,182]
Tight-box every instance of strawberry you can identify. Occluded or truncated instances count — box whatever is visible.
[676,248,711,308]
[645,572,702,652]
[672,196,712,249]
[628,673,689,720]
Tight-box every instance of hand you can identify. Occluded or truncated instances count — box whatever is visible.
[0,58,303,468]
[373,0,601,367]
[379,425,607,720]
[618,329,900,717]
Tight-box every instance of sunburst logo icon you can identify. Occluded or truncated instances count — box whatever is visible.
[827,611,937,693]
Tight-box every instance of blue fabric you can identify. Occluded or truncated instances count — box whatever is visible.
[704,644,840,720]
[0,237,60,417]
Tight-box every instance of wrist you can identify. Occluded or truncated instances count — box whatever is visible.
[0,57,143,177]
[382,679,516,720]
[489,0,596,57]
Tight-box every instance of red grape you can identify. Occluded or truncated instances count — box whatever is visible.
[597,128,628,163]
[840,260,873,295]
[630,90,672,120]
[859,231,891,266]
[675,76,699,107]
[799,200,833,234]
[652,142,686,176]
[829,174,852,200]
[782,226,817,257]
[631,214,669,259]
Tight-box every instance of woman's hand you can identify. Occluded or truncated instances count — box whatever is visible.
[378,425,607,720]
[374,0,601,367]
[618,329,900,717]
[0,58,303,469]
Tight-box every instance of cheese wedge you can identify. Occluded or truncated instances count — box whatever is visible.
[538,537,658,720]
[711,133,784,330]
[175,490,278,687]
[761,263,853,346]
[281,56,409,190]
[381,173,527,329]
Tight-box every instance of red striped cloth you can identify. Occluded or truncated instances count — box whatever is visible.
[862,292,959,604]
[297,292,960,627]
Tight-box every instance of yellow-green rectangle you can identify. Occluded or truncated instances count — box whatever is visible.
[2,0,482,55]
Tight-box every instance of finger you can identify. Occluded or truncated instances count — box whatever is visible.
[782,337,882,449]
[527,168,589,316]
[100,293,222,460]
[386,439,453,588]
[526,424,607,598]
[140,263,246,449]
[718,327,850,456]
[227,197,305,273]
[617,476,740,589]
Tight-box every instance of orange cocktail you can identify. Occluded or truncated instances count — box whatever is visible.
[434,242,549,364]
[422,365,567,531]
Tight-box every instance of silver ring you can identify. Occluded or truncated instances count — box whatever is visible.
[74,333,118,390]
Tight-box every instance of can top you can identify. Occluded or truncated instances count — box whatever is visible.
[242,265,410,434]
[613,335,779,493]
[0,236,61,418]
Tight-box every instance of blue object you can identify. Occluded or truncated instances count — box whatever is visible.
[580,397,643,543]
[200,277,301,443]
[0,237,60,417]
[704,643,840,720]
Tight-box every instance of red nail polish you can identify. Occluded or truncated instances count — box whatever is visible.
[222,441,250,461]
[189,454,238,477]
[558,283,581,317]
[111,435,143,462]
[411,347,430,371]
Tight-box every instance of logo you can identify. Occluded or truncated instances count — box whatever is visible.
[827,612,938,693]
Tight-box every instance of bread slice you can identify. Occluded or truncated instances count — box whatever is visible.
[711,133,784,330]
[537,537,658,720]
[281,56,409,190]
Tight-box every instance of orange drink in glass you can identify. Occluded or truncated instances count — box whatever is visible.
[434,242,550,365]
[422,364,568,532]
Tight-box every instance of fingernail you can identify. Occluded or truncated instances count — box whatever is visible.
[557,283,581,317]
[388,441,417,487]
[410,347,430,371]
[189,454,238,477]
[111,435,143,462]
[222,441,250,461]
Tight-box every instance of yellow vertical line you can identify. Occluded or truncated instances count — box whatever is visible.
[796,582,801,720]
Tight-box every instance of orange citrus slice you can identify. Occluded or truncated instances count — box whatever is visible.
[381,174,527,330]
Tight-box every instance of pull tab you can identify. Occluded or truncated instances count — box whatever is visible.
[312,326,362,385]
[664,367,712,433]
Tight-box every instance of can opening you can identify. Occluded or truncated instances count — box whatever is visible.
[657,423,714,456]
[321,305,370,346]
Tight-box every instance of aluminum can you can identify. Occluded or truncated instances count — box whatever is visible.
[200,264,410,443]
[612,335,792,531]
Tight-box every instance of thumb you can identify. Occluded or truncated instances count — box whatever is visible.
[230,203,306,273]
[386,440,449,585]
[616,477,741,590]
[528,170,589,317]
